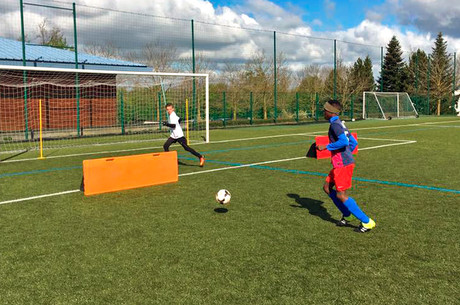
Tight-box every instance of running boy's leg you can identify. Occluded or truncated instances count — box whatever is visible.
[332,164,375,232]
[323,178,352,219]
[177,137,202,158]
[163,137,176,151]
[177,137,205,166]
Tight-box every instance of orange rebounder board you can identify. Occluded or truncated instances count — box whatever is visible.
[83,151,178,196]
[315,133,358,159]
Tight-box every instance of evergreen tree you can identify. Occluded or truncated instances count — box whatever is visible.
[405,49,430,114]
[407,49,429,95]
[430,32,454,115]
[363,56,375,91]
[351,56,375,92]
[377,36,408,92]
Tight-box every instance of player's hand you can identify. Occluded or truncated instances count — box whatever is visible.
[162,121,167,126]
[317,145,327,151]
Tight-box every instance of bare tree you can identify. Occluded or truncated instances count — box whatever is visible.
[297,64,326,93]
[83,42,121,59]
[36,18,68,48]
[240,51,273,119]
[142,41,178,72]
[177,52,216,120]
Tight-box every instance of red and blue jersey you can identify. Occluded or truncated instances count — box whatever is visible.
[327,116,358,168]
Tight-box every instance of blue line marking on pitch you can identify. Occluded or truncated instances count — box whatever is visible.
[2,154,459,195]
[180,156,460,194]
[0,165,82,178]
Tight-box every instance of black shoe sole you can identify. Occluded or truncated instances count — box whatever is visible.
[355,227,372,233]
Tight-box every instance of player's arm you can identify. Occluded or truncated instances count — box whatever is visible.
[162,121,175,128]
[324,123,349,151]
[162,114,180,128]
[348,133,358,151]
[326,133,349,151]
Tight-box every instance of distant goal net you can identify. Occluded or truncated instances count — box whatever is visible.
[0,65,209,156]
[363,92,418,120]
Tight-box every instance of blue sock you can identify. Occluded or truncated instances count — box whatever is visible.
[343,197,370,223]
[329,190,351,217]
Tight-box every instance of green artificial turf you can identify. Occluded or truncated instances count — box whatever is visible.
[0,116,459,304]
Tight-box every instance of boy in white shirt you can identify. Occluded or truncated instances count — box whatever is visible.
[162,103,205,167]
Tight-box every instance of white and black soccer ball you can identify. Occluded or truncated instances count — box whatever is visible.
[216,189,231,205]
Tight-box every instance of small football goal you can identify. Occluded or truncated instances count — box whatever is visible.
[362,92,418,120]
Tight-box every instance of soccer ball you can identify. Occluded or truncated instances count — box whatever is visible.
[216,189,231,205]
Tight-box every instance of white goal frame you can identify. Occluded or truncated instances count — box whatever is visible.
[0,65,210,155]
[362,91,418,120]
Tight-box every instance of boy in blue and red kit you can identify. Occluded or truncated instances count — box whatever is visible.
[317,100,376,233]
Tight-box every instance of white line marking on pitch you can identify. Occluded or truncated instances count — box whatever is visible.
[0,190,81,205]
[0,140,417,206]
[1,133,317,163]
[306,120,460,134]
[5,119,454,163]
[359,140,417,150]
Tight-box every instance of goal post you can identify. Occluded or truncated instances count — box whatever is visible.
[0,65,209,156]
[363,92,418,120]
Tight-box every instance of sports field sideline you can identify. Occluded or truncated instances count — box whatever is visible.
[0,116,459,304]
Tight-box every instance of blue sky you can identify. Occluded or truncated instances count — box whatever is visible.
[212,0,389,31]
[208,0,459,42]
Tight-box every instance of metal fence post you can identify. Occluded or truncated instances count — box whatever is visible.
[20,0,29,140]
[295,92,299,122]
[120,91,125,135]
[315,92,319,120]
[191,19,197,128]
[333,40,337,100]
[158,92,162,130]
[73,2,81,136]
[380,46,384,92]
[223,91,226,127]
[427,57,431,114]
[249,92,253,125]
[453,52,456,114]
[350,96,354,120]
[273,31,277,123]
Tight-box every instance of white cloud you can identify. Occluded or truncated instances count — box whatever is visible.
[1,0,460,77]
[311,19,323,27]
[365,10,384,23]
[369,0,460,39]
[324,0,336,19]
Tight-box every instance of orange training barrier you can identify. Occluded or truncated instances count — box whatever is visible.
[315,132,358,159]
[83,151,178,196]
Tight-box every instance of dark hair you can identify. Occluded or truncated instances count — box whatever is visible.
[327,100,342,111]
[165,103,173,108]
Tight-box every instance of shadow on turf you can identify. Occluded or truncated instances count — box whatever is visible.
[178,160,199,167]
[0,149,28,161]
[214,207,228,213]
[287,193,336,224]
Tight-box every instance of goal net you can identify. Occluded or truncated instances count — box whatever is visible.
[0,65,209,156]
[363,92,418,119]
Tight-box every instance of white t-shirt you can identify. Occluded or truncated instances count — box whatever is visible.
[168,111,184,139]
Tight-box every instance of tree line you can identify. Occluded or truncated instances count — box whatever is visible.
[23,20,459,117]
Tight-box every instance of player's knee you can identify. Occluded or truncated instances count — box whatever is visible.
[336,192,347,202]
